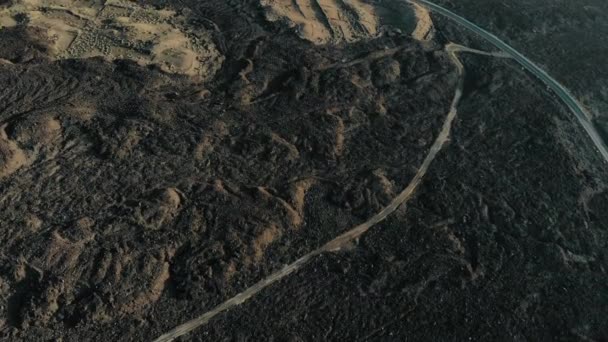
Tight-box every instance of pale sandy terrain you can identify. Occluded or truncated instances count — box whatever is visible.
[407,0,434,41]
[0,0,223,78]
[261,0,429,44]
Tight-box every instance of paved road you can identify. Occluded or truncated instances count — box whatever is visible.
[417,0,608,164]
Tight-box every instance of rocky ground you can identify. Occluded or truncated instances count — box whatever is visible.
[0,0,606,341]
[432,0,608,147]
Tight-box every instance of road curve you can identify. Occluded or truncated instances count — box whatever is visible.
[152,44,498,342]
[416,0,608,164]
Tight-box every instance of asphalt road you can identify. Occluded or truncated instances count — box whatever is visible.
[417,0,608,164]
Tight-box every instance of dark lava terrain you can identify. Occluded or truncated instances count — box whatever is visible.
[0,0,607,341]
[432,0,608,148]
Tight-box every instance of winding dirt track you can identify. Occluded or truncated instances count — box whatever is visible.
[152,44,509,342]
[417,0,608,164]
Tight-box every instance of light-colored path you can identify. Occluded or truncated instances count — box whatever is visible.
[416,0,608,164]
[153,44,503,342]
[153,3,608,339]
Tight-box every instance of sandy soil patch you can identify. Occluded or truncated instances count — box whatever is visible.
[408,0,434,41]
[0,0,224,78]
[261,0,430,44]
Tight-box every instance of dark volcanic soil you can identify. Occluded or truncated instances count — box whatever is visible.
[431,0,608,154]
[0,0,607,341]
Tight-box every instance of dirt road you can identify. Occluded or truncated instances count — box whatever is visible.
[153,43,507,342]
